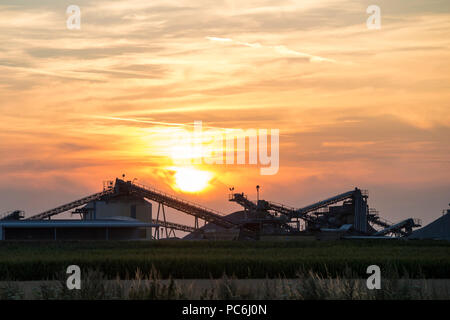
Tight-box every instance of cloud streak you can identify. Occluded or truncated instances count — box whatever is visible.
[206,36,336,63]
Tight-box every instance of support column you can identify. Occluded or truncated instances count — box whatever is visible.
[154,203,161,239]
[162,205,168,238]
[148,201,153,240]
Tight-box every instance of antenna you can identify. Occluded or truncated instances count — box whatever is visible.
[256,185,260,202]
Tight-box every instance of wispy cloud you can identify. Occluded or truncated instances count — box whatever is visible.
[206,36,336,63]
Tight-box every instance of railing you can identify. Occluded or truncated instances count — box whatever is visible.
[0,211,11,220]
[132,181,227,217]
[27,189,115,220]
[229,193,247,201]
[373,218,415,237]
[266,191,355,218]
[103,180,114,191]
[263,201,319,224]
[125,180,237,229]
[370,216,392,229]
[229,193,257,210]
[265,200,296,211]
[0,210,25,221]
[152,219,197,233]
[296,190,356,214]
[310,208,330,214]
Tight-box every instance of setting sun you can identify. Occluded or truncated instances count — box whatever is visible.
[170,167,213,193]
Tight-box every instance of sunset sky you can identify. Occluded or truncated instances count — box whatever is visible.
[0,0,449,226]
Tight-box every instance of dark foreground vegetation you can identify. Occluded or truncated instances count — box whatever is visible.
[0,239,449,280]
[1,268,450,300]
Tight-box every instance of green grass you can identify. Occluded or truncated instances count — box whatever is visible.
[0,240,449,280]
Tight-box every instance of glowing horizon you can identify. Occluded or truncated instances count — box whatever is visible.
[0,0,449,225]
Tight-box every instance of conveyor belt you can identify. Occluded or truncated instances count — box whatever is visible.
[116,179,237,229]
[27,189,115,220]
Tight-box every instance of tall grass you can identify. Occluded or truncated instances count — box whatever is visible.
[2,266,449,300]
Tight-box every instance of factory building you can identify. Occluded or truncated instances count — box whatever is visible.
[81,194,152,223]
[0,219,156,241]
[0,192,156,241]
[0,178,432,241]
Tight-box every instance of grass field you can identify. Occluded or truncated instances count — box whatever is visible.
[1,239,449,281]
